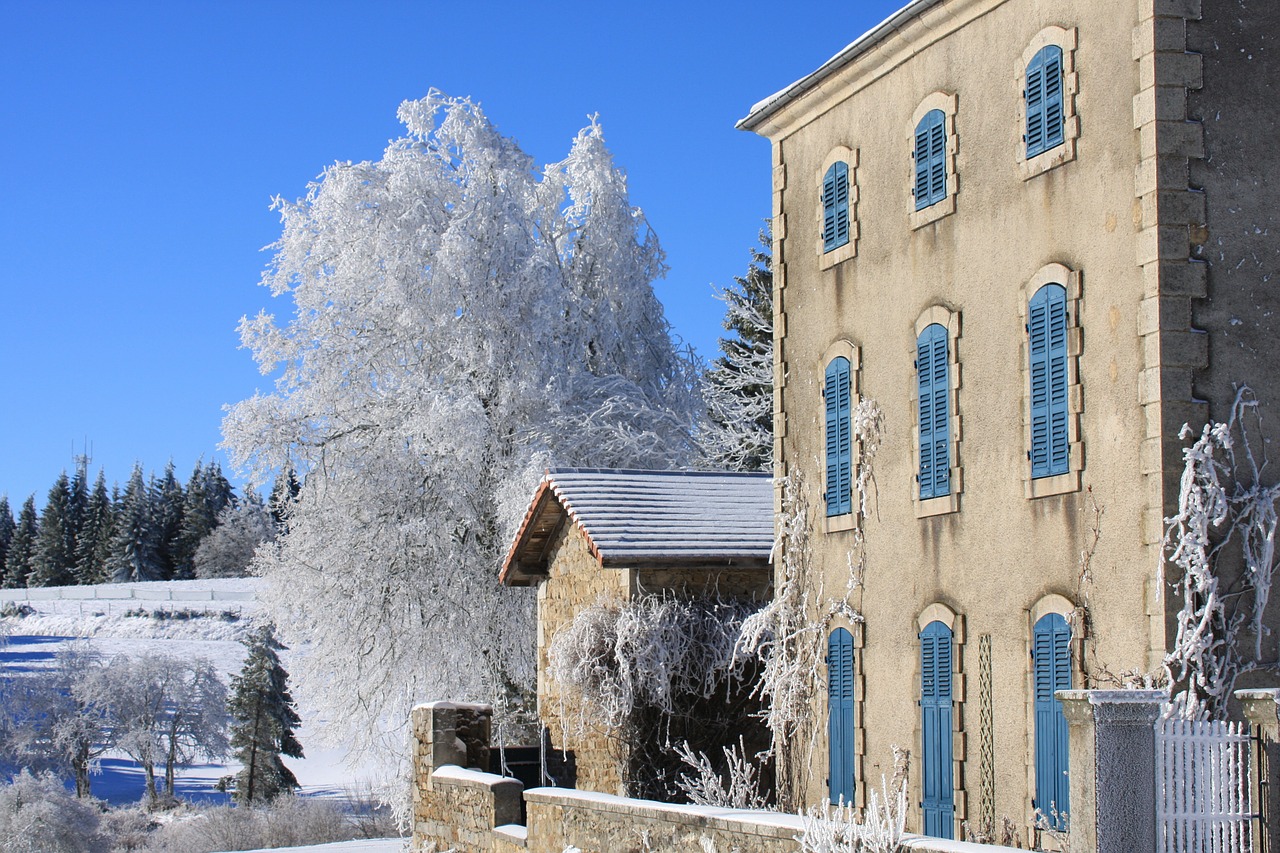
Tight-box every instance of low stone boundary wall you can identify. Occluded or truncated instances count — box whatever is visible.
[411,702,1024,853]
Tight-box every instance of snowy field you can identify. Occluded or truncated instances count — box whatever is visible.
[0,578,389,807]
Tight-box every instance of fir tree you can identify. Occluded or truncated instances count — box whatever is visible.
[68,463,88,553]
[229,625,303,804]
[172,461,234,579]
[4,496,38,588]
[701,230,774,472]
[75,470,115,584]
[268,466,301,532]
[107,465,163,583]
[0,496,15,585]
[150,461,185,579]
[31,471,77,587]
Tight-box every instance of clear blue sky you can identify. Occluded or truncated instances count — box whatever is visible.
[0,0,905,505]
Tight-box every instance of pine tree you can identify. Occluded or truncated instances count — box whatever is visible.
[268,466,301,532]
[31,472,77,587]
[701,230,775,472]
[75,470,115,584]
[229,625,303,804]
[107,465,163,583]
[172,461,234,579]
[0,496,15,585]
[68,463,88,555]
[4,496,38,588]
[150,461,185,579]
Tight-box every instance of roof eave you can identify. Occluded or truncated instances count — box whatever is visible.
[736,0,946,134]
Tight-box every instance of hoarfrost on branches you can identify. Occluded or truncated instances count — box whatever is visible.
[222,92,700,770]
[547,594,759,735]
[798,763,908,853]
[673,736,770,810]
[1163,385,1280,719]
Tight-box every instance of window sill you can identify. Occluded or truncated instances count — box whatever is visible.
[825,512,858,534]
[1018,134,1077,182]
[915,491,960,518]
[818,234,858,270]
[909,194,955,230]
[1025,469,1080,499]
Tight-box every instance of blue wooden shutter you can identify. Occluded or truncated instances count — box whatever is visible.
[823,162,850,252]
[824,357,852,516]
[917,324,951,499]
[914,110,946,210]
[1026,46,1064,157]
[920,621,955,839]
[828,627,856,805]
[1029,284,1069,478]
[1033,613,1072,830]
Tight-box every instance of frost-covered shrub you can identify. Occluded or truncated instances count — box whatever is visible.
[1163,386,1280,719]
[140,796,362,852]
[549,594,760,732]
[673,736,770,810]
[798,773,907,853]
[0,770,108,853]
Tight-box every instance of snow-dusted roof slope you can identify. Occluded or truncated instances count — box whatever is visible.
[501,468,774,586]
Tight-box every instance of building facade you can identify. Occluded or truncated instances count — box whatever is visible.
[740,0,1279,842]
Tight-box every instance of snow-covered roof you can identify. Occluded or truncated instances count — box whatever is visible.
[500,468,774,586]
[737,0,944,133]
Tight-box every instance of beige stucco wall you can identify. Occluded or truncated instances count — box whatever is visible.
[752,0,1199,839]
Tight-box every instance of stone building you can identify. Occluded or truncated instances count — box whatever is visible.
[738,0,1279,843]
[500,468,774,797]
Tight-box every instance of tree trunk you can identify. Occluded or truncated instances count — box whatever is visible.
[73,740,90,798]
[144,760,157,805]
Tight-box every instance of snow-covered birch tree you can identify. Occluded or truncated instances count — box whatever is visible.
[222,92,700,768]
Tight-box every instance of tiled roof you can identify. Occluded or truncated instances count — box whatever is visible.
[500,468,774,586]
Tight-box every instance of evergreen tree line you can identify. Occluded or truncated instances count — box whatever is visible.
[0,461,300,588]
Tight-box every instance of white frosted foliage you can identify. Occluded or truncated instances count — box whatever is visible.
[221,92,700,768]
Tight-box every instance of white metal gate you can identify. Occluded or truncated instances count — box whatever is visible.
[1156,717,1254,853]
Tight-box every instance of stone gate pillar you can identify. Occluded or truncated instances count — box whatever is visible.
[1057,689,1165,853]
[1236,688,1280,853]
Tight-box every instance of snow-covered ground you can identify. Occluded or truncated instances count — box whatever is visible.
[0,579,388,806]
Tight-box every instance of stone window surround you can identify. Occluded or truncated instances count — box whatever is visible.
[908,92,959,230]
[1021,593,1084,827]
[824,615,867,809]
[817,146,859,269]
[914,602,967,837]
[911,306,963,518]
[821,339,862,534]
[1017,26,1080,181]
[1019,263,1084,500]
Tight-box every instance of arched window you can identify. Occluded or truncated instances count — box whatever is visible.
[913,110,946,210]
[822,162,851,253]
[1025,45,1065,158]
[824,356,852,516]
[1033,613,1071,828]
[1028,283,1069,478]
[916,324,950,499]
[828,627,856,805]
[920,620,955,839]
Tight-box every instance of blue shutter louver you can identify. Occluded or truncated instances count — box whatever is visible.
[914,110,947,210]
[828,628,856,805]
[917,324,951,499]
[1026,46,1065,158]
[1034,613,1072,830]
[1029,284,1069,478]
[823,162,850,253]
[920,621,955,839]
[825,357,853,516]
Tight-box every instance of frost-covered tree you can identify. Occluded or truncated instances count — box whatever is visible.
[267,466,300,532]
[0,497,14,580]
[229,625,302,804]
[701,230,773,472]
[74,471,114,585]
[95,653,227,804]
[4,496,38,589]
[194,492,274,579]
[107,466,163,583]
[0,769,108,853]
[31,472,76,588]
[222,92,700,764]
[150,461,186,580]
